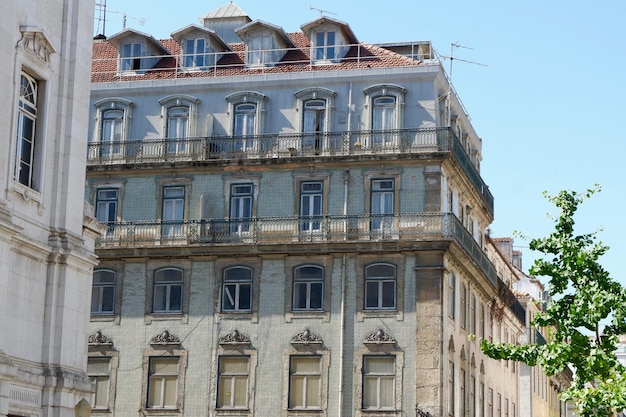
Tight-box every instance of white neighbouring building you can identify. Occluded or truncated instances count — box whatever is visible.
[0,1,100,417]
[86,3,528,417]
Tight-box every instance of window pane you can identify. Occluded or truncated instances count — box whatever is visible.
[365,357,394,373]
[163,377,177,406]
[152,358,178,373]
[238,283,251,310]
[94,376,109,407]
[220,357,248,373]
[148,379,162,407]
[222,284,236,310]
[153,286,167,311]
[380,376,394,407]
[101,286,115,312]
[87,358,110,373]
[363,377,378,408]
[366,264,395,278]
[169,285,182,311]
[294,282,307,309]
[292,357,320,373]
[365,281,379,308]
[310,282,323,309]
[290,376,305,406]
[91,286,100,312]
[382,281,396,308]
[307,375,320,407]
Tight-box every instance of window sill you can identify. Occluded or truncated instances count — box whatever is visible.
[286,310,330,323]
[218,311,258,323]
[90,314,120,325]
[145,313,188,324]
[357,309,403,322]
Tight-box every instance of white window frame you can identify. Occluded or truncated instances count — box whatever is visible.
[246,33,274,66]
[364,263,396,310]
[221,266,253,313]
[292,265,324,311]
[363,84,406,147]
[147,356,179,409]
[120,41,143,71]
[152,267,184,313]
[362,355,396,410]
[314,30,337,61]
[14,71,41,190]
[225,91,267,140]
[87,356,112,410]
[91,269,116,315]
[217,356,250,409]
[289,355,322,410]
[92,98,134,160]
[159,95,200,155]
[448,273,456,319]
[183,37,210,68]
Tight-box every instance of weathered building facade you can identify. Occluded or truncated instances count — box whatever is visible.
[0,1,99,416]
[86,3,524,416]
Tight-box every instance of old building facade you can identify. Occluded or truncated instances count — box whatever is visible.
[86,3,524,417]
[0,1,99,416]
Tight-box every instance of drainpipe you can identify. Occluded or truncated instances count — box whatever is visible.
[338,253,347,417]
[343,170,349,239]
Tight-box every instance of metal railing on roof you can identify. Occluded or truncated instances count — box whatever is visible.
[91,41,435,81]
[87,127,493,213]
[96,212,498,287]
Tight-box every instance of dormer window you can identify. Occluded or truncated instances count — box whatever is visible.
[314,31,336,61]
[121,42,142,71]
[248,34,274,65]
[184,38,208,68]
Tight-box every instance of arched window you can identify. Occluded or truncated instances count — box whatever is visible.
[363,84,406,148]
[292,265,324,311]
[153,268,183,313]
[222,267,253,312]
[364,263,396,310]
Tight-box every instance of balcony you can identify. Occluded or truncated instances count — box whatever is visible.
[87,127,493,214]
[96,212,498,287]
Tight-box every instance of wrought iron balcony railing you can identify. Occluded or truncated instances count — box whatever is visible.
[97,212,499,287]
[87,127,494,214]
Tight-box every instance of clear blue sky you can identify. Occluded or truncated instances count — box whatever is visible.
[94,0,626,285]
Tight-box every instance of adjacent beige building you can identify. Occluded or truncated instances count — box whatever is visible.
[85,3,525,416]
[0,1,100,417]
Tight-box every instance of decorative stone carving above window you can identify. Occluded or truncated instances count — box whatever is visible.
[290,328,322,345]
[363,328,396,345]
[19,26,56,64]
[88,330,113,346]
[448,335,455,352]
[150,330,181,346]
[219,329,251,346]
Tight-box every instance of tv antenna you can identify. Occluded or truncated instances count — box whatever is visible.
[94,1,145,38]
[439,42,487,126]
[309,5,337,17]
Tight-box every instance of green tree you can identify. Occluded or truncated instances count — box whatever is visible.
[480,186,626,417]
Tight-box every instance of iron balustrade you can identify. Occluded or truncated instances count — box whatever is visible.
[87,127,494,213]
[96,212,500,288]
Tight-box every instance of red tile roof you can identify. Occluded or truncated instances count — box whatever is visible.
[91,32,424,83]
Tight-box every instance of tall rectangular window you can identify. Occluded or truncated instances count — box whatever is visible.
[121,42,142,71]
[217,356,249,409]
[87,357,111,409]
[302,99,326,151]
[480,382,485,417]
[461,283,467,329]
[471,293,477,334]
[166,106,189,154]
[293,265,324,311]
[101,109,124,157]
[363,356,395,410]
[91,269,116,314]
[289,356,321,409]
[497,393,502,417]
[162,186,185,237]
[488,388,494,417]
[370,179,394,231]
[470,375,476,417]
[372,96,396,145]
[300,181,323,232]
[184,38,207,68]
[480,303,485,339]
[460,369,466,417]
[449,361,455,416]
[229,184,253,234]
[147,357,179,409]
[15,72,39,189]
[364,263,396,310]
[448,273,456,319]
[96,188,118,224]
[315,31,336,61]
